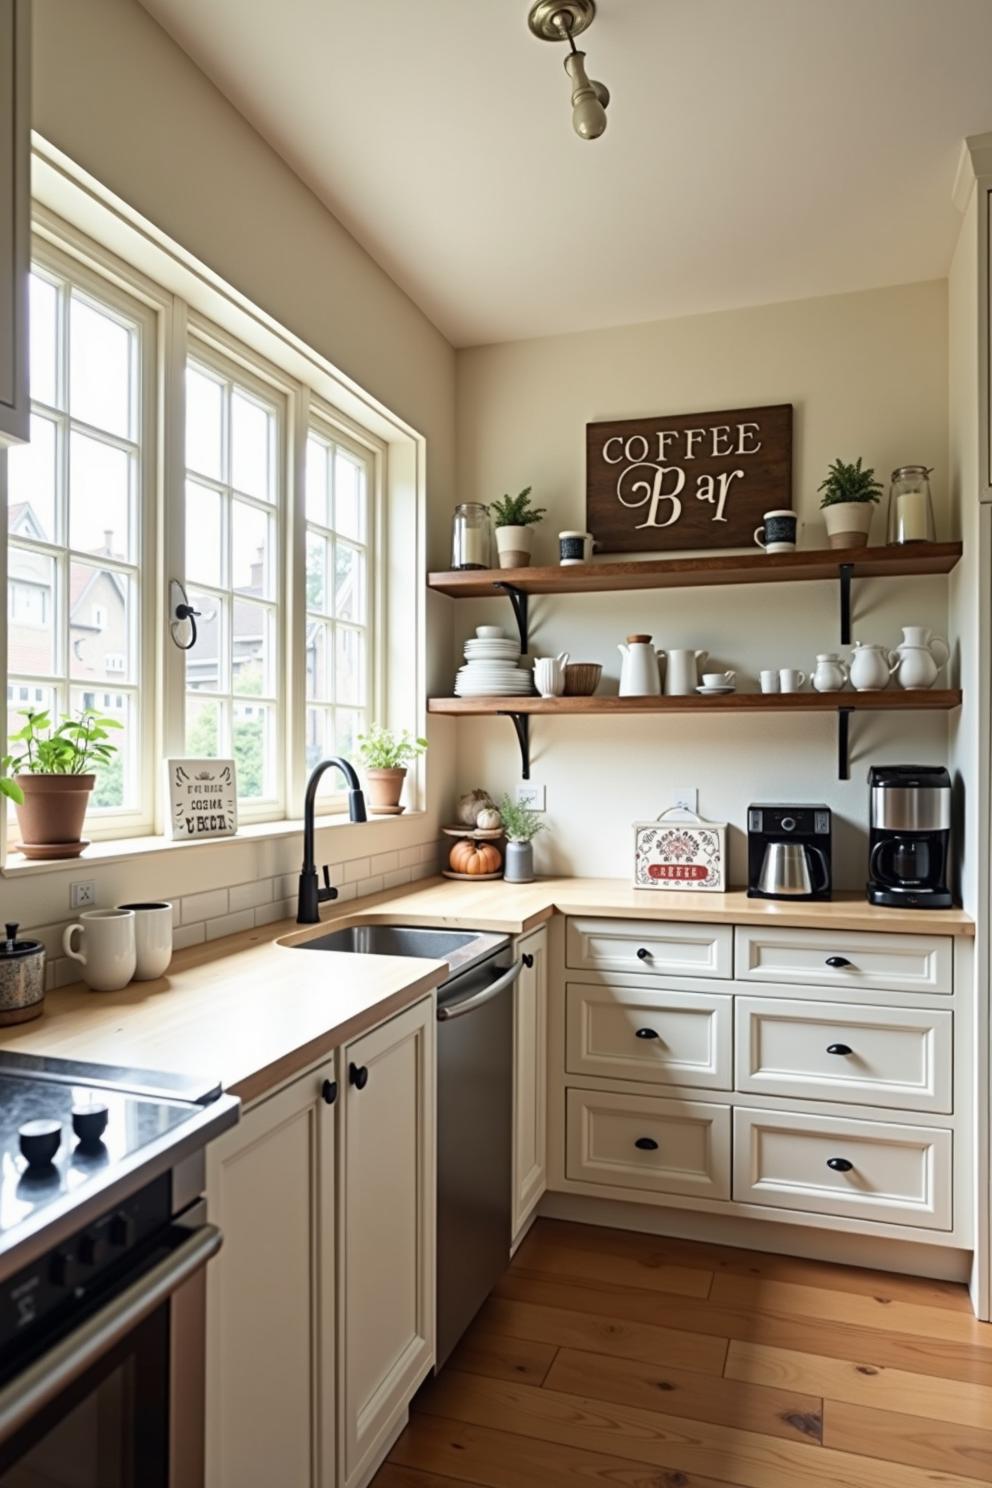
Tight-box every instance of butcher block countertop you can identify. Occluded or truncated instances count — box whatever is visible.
[0,877,973,1106]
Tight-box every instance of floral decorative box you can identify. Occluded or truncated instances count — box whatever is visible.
[633,808,726,892]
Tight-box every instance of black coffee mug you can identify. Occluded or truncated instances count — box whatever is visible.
[754,509,797,553]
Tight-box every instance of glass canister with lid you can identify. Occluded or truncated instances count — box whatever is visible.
[451,503,492,570]
[887,466,936,544]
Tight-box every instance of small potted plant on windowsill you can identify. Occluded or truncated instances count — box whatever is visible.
[355,724,428,815]
[498,793,546,884]
[1,709,123,860]
[489,486,547,569]
[818,457,884,550]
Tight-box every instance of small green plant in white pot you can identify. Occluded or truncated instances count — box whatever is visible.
[499,793,546,883]
[355,725,427,815]
[818,457,883,550]
[489,487,547,569]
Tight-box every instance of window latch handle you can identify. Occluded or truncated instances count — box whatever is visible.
[169,580,201,651]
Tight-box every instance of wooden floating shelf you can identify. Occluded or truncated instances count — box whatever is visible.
[427,690,962,716]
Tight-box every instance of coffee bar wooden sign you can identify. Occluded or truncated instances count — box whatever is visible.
[586,403,793,554]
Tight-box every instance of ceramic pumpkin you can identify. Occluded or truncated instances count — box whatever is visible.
[475,807,502,831]
[449,840,502,875]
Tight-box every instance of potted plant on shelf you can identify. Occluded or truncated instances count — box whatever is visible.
[498,793,546,884]
[489,487,547,569]
[817,457,884,549]
[355,724,428,815]
[0,708,122,860]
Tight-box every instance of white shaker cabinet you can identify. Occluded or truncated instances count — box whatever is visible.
[0,0,29,443]
[512,925,548,1243]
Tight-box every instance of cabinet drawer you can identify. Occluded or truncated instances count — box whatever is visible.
[735,926,952,996]
[566,1087,730,1199]
[567,917,732,979]
[733,1108,952,1230]
[566,982,732,1090]
[735,998,952,1113]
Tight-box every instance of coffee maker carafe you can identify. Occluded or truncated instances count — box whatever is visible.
[867,765,952,908]
[747,805,832,901]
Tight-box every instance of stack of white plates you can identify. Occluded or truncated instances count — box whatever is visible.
[455,627,532,697]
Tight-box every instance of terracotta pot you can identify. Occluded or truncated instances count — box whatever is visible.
[365,767,407,814]
[14,775,95,859]
[823,501,874,550]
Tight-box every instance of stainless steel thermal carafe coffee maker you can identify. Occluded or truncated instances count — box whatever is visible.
[867,765,952,908]
[747,804,832,901]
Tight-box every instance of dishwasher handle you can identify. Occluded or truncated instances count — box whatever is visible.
[437,958,524,1021]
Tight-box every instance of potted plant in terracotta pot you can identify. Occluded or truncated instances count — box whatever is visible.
[489,487,547,569]
[355,724,428,815]
[498,793,546,884]
[818,457,883,549]
[0,708,122,860]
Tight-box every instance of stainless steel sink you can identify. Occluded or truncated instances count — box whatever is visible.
[291,924,507,980]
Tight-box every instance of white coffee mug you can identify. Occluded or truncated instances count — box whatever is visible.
[63,909,136,992]
[118,901,174,981]
[759,669,780,693]
[559,530,593,565]
[779,668,807,693]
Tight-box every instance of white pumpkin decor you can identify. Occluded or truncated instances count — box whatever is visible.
[476,807,502,831]
[457,788,496,827]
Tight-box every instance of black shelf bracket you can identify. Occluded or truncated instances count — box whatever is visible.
[839,563,854,645]
[494,582,529,654]
[837,707,853,781]
[497,711,531,780]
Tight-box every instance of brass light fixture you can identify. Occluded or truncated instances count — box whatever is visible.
[528,0,610,140]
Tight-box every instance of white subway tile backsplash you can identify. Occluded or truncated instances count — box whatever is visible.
[344,858,371,883]
[205,910,255,942]
[355,875,383,898]
[253,898,295,927]
[382,868,412,890]
[417,843,439,863]
[370,850,398,877]
[277,872,298,900]
[229,879,274,913]
[173,922,206,951]
[398,846,422,869]
[333,883,357,904]
[50,958,81,989]
[181,889,229,925]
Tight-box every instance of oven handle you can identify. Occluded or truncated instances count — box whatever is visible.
[436,958,524,1021]
[0,1222,222,1448]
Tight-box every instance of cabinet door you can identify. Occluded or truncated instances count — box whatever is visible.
[205,1065,336,1488]
[513,926,548,1242]
[0,0,29,443]
[339,997,435,1488]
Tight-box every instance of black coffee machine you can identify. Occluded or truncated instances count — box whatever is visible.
[867,765,952,908]
[747,804,832,901]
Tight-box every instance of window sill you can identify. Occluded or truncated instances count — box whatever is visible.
[1,811,428,877]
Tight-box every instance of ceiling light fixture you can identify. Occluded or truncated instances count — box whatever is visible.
[528,0,610,141]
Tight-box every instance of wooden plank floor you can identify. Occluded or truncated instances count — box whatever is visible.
[373,1217,992,1488]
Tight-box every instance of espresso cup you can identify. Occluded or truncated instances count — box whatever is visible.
[759,669,780,693]
[118,902,174,981]
[559,530,593,565]
[63,909,136,992]
[701,671,735,688]
[779,668,807,692]
[754,510,798,554]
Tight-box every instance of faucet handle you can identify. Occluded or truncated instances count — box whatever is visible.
[318,865,339,905]
[322,865,332,891]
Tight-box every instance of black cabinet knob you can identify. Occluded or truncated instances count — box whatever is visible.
[826,1043,853,1056]
[522,953,534,969]
[349,1063,369,1091]
[826,1157,854,1172]
[636,947,652,961]
[321,1079,338,1106]
[825,956,852,968]
[635,1028,659,1040]
[19,1119,61,1168]
[72,1102,109,1148]
[634,1137,659,1151]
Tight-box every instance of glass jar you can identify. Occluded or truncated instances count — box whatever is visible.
[887,466,936,544]
[451,503,492,570]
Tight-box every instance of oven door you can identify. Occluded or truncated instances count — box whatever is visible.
[0,1208,220,1488]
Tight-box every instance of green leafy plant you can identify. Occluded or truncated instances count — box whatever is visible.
[498,793,546,843]
[818,457,884,508]
[489,487,547,529]
[0,709,123,805]
[355,724,428,770]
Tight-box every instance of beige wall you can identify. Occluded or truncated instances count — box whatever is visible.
[453,280,951,888]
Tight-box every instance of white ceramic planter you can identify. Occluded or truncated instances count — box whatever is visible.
[823,501,875,550]
[495,525,534,569]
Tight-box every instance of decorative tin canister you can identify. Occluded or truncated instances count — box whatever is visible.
[633,808,727,892]
[0,922,46,1024]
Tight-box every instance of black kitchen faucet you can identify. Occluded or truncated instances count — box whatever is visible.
[297,757,367,923]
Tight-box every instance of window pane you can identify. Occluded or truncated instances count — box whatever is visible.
[186,481,224,588]
[233,702,273,799]
[334,544,365,623]
[306,532,328,615]
[233,500,273,598]
[306,437,329,525]
[29,275,58,408]
[334,708,363,765]
[8,413,58,543]
[70,295,132,439]
[334,451,365,541]
[305,705,331,777]
[71,687,134,811]
[69,563,132,684]
[305,620,332,703]
[185,589,226,693]
[233,600,273,697]
[8,548,57,675]
[186,693,222,758]
[185,365,224,479]
[69,431,132,561]
[336,627,364,705]
[231,390,271,501]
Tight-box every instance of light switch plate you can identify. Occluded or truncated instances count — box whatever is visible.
[671,786,698,815]
[70,880,96,909]
[516,782,546,811]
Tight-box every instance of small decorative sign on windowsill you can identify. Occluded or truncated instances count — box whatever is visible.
[633,807,726,892]
[166,759,238,841]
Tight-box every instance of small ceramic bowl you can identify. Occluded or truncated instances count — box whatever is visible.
[563,663,602,696]
[475,625,505,640]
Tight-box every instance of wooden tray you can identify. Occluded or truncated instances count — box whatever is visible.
[442,869,504,881]
[442,824,503,839]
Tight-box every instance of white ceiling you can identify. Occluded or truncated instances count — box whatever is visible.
[139,0,992,347]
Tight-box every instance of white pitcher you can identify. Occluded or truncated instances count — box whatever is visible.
[618,636,662,696]
[812,653,849,692]
[889,628,949,691]
[664,648,708,697]
[533,652,569,698]
[849,641,896,692]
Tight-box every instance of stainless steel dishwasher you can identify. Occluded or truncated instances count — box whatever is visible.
[435,934,522,1368]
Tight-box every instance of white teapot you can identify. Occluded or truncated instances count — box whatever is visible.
[888,627,949,691]
[618,635,662,696]
[849,641,895,692]
[812,653,849,692]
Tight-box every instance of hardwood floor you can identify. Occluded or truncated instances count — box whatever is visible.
[372,1217,992,1488]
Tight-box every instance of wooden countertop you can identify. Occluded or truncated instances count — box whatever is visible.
[0,878,972,1106]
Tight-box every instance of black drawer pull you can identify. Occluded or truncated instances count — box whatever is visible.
[826,1157,853,1172]
[826,1043,852,1056]
[636,947,652,961]
[634,1137,658,1151]
[635,1028,659,1040]
[349,1063,369,1091]
[825,956,852,969]
[522,953,534,969]
[321,1079,338,1105]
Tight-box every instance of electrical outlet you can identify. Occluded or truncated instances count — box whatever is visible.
[70,880,96,910]
[516,782,546,811]
[671,786,698,815]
